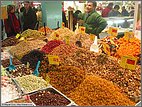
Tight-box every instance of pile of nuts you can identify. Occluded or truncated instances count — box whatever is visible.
[15,75,49,93]
[8,64,33,78]
[30,89,70,106]
[2,58,22,68]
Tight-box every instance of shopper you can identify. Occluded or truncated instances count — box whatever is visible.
[102,2,113,17]
[77,1,107,39]
[23,1,37,31]
[121,6,129,16]
[108,5,121,17]
[4,5,21,37]
[73,10,82,31]
[129,6,134,16]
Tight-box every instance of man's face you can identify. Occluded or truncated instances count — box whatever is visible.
[86,2,94,13]
[24,3,30,10]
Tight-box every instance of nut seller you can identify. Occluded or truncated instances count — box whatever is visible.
[77,1,107,39]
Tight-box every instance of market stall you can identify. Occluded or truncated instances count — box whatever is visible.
[1,24,141,106]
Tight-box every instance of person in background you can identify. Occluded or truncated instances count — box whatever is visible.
[23,1,37,31]
[73,10,82,31]
[78,1,107,39]
[129,6,134,16]
[4,5,20,37]
[108,5,121,17]
[102,2,113,17]
[62,10,67,27]
[121,6,129,16]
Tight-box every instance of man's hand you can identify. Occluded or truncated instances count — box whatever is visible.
[77,20,84,26]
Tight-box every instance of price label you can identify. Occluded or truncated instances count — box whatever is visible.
[62,22,65,28]
[124,32,134,40]
[16,33,21,39]
[120,55,137,70]
[103,43,110,56]
[48,55,60,65]
[108,27,118,37]
[90,34,95,41]
[64,36,70,45]
[54,33,59,40]
[79,26,86,34]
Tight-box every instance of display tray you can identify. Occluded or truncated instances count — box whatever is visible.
[3,96,35,106]
[1,77,23,103]
[11,74,51,95]
[27,86,77,106]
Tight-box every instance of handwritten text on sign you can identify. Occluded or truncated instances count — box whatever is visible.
[120,56,137,70]
[48,55,60,65]
[79,26,86,34]
[108,27,118,37]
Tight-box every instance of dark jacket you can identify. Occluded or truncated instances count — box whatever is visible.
[121,10,129,16]
[4,13,20,37]
[78,10,107,38]
[108,10,121,17]
[23,7,37,31]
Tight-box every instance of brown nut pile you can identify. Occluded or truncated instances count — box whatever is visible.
[2,37,19,47]
[68,75,135,106]
[8,64,33,78]
[48,27,75,41]
[49,43,78,61]
[30,89,70,106]
[60,48,141,103]
[9,40,46,59]
[2,58,22,68]
[47,66,86,95]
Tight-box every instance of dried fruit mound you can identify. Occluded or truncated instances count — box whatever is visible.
[41,40,64,54]
[2,37,19,47]
[21,49,45,70]
[49,44,78,61]
[68,75,136,106]
[61,49,141,103]
[38,26,53,34]
[9,40,46,60]
[47,66,86,95]
[116,37,141,58]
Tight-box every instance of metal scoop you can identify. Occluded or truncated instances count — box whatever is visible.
[33,61,40,76]
[8,56,16,71]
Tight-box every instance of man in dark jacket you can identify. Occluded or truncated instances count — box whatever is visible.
[78,1,107,39]
[23,1,37,31]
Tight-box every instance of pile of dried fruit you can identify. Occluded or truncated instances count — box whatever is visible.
[47,66,86,95]
[2,37,19,47]
[15,75,49,93]
[48,27,75,41]
[20,29,45,40]
[41,40,64,54]
[21,49,45,70]
[9,40,46,59]
[38,26,53,34]
[68,75,135,106]
[57,49,141,103]
[2,58,22,68]
[116,37,141,58]
[49,44,78,61]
